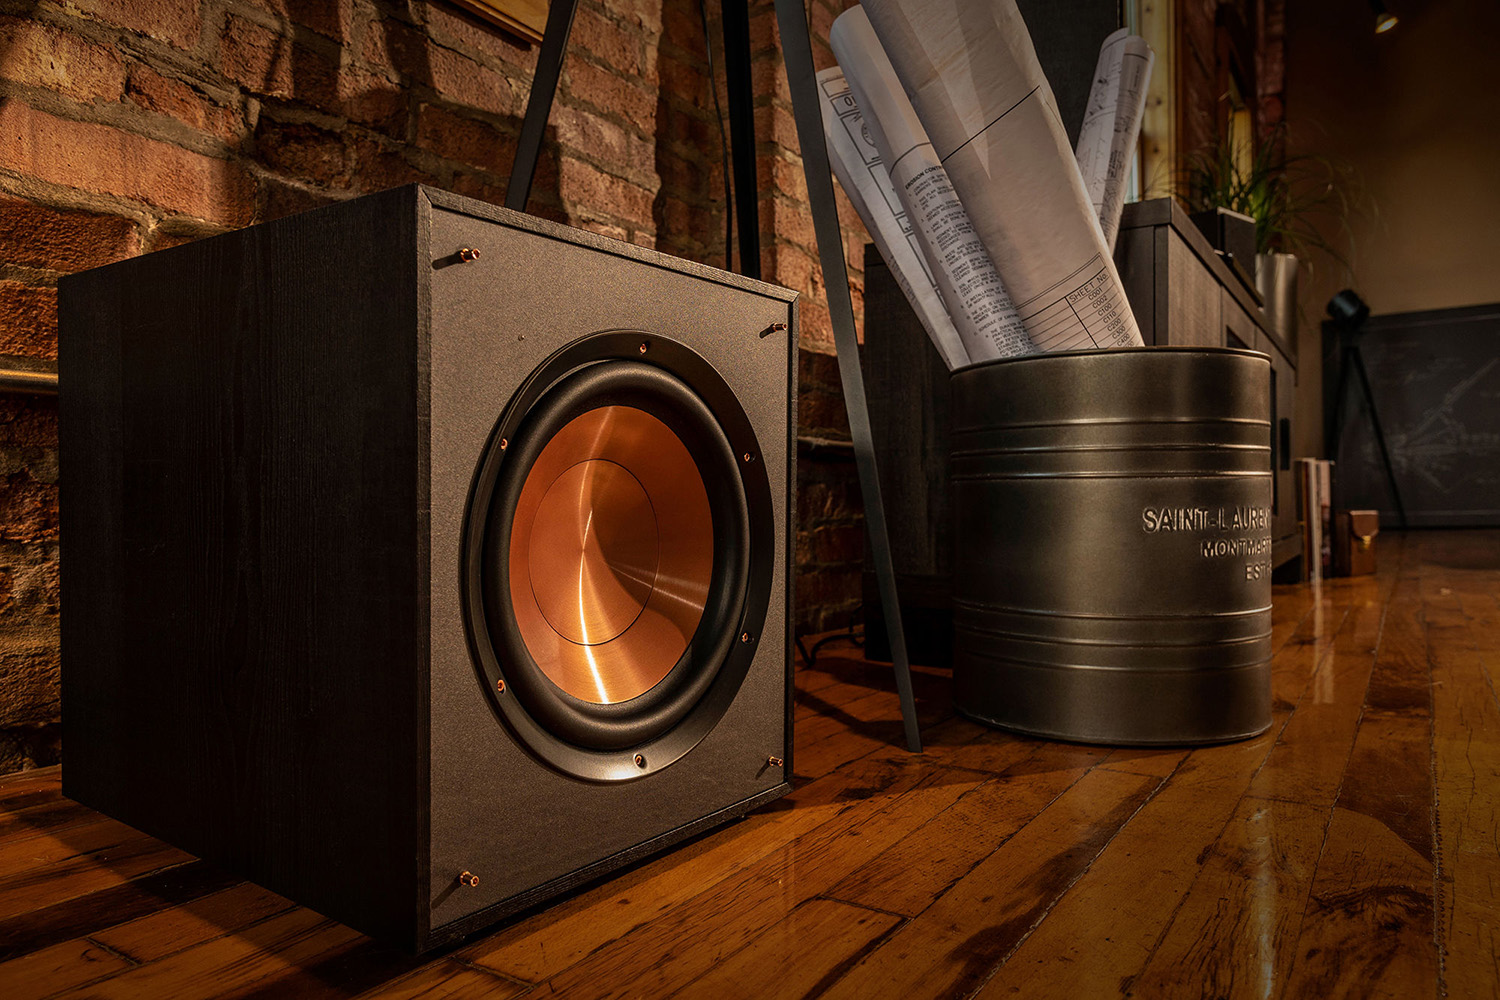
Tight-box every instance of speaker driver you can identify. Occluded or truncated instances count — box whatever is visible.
[464,333,771,781]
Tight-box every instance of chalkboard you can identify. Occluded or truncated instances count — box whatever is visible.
[1327,302,1500,526]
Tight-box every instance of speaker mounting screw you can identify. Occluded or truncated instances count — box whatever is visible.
[634,754,647,768]
[457,871,480,887]
[768,756,784,768]
[458,247,481,263]
[742,452,755,463]
[638,341,649,354]
[740,631,752,643]
[495,678,505,693]
[499,438,508,450]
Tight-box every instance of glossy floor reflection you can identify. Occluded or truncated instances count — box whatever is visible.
[1,530,1497,998]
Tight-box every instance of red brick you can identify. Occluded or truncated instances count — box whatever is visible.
[656,52,708,104]
[362,14,430,81]
[424,2,538,70]
[125,63,243,143]
[611,0,663,35]
[242,0,356,42]
[0,282,56,360]
[566,59,655,127]
[336,66,408,137]
[0,198,139,273]
[0,398,58,449]
[255,118,351,186]
[0,17,125,102]
[449,170,509,208]
[577,218,629,243]
[658,2,699,52]
[0,101,255,227]
[810,523,863,564]
[415,103,510,170]
[256,177,339,223]
[571,7,644,77]
[0,475,59,544]
[0,296,55,373]
[552,104,638,173]
[220,14,338,104]
[348,136,433,192]
[0,643,61,727]
[74,0,202,51]
[558,157,656,228]
[427,44,518,118]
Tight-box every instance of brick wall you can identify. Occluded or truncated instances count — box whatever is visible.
[0,0,872,773]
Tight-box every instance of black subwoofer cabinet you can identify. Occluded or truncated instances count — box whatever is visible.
[59,185,797,951]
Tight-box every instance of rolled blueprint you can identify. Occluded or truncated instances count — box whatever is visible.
[829,7,1035,363]
[1076,29,1155,251]
[861,0,1144,352]
[817,66,971,370]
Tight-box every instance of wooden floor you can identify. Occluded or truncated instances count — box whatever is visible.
[2,530,1498,999]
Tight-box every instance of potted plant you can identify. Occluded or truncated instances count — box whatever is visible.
[1180,123,1360,352]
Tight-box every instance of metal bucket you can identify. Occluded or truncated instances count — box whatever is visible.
[950,347,1273,745]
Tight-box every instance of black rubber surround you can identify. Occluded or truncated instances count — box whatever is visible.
[462,332,774,782]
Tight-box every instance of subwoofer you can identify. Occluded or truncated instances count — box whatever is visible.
[59,185,796,951]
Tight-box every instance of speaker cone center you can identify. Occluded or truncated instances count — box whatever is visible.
[528,460,659,645]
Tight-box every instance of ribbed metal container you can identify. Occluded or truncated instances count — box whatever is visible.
[950,347,1273,745]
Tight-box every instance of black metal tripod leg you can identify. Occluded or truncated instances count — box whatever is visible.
[1351,347,1408,528]
[773,0,922,752]
[1327,343,1354,471]
[506,0,580,213]
[722,0,761,280]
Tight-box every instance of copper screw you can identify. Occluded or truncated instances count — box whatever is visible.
[499,437,508,450]
[768,756,784,768]
[495,678,505,693]
[740,631,752,643]
[458,247,481,262]
[742,452,754,463]
[634,753,647,768]
[638,341,649,354]
[457,870,480,887]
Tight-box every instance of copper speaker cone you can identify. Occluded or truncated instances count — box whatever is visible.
[509,405,713,705]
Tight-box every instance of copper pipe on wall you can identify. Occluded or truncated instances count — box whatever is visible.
[0,366,58,395]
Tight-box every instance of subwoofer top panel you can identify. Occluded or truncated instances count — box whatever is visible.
[421,191,797,937]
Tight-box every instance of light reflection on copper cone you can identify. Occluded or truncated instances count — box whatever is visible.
[510,405,713,705]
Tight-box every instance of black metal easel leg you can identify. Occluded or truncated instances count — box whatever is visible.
[721,0,761,280]
[773,0,922,752]
[1350,346,1408,528]
[506,0,580,213]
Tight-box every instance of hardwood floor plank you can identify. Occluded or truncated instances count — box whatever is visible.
[1281,586,1438,998]
[0,859,238,963]
[0,935,134,1000]
[89,881,296,965]
[817,766,1164,1000]
[662,897,901,1000]
[0,531,1491,1000]
[506,762,986,999]
[972,735,1274,999]
[1246,585,1388,807]
[825,743,1109,917]
[1426,563,1500,997]
[1128,793,1331,998]
[0,815,166,882]
[349,961,526,1000]
[0,766,61,806]
[44,908,363,1000]
[0,836,194,923]
[457,751,949,983]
